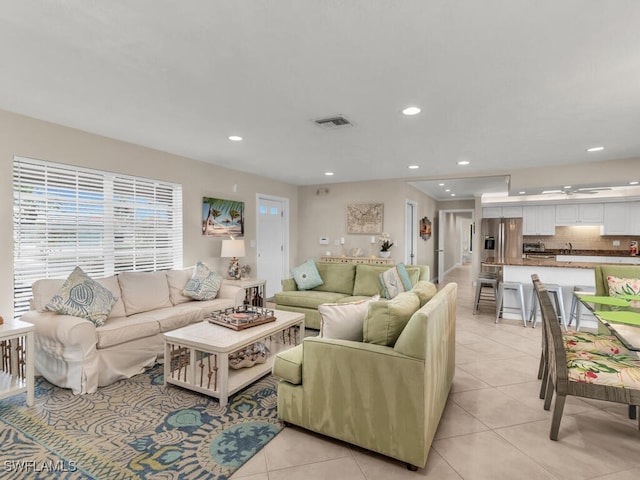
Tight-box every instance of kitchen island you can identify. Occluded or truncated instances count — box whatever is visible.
[482,257,601,327]
[483,254,640,327]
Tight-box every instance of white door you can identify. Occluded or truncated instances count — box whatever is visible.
[405,200,418,265]
[257,195,289,298]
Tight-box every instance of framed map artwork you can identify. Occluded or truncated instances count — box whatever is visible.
[346,203,383,234]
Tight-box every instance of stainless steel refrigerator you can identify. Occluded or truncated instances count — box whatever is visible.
[481,217,523,263]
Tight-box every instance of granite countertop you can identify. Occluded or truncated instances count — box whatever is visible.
[483,258,599,269]
[544,249,634,257]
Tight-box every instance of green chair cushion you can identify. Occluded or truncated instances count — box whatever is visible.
[363,291,420,346]
[353,265,389,296]
[273,344,304,385]
[313,263,357,295]
[274,291,349,309]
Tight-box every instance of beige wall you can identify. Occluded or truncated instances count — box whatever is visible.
[0,109,298,318]
[297,179,438,271]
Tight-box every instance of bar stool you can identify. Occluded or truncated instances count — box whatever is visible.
[529,283,567,330]
[496,281,527,327]
[568,285,595,331]
[473,273,498,315]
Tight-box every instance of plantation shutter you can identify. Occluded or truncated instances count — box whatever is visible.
[12,156,183,319]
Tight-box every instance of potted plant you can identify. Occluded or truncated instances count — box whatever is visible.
[379,233,394,258]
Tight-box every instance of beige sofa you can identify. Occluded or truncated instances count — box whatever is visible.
[21,267,244,394]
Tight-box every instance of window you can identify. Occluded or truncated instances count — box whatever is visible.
[12,157,183,318]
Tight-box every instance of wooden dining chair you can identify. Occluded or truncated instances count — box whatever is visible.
[532,274,640,440]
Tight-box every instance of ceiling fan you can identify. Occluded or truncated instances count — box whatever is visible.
[541,186,613,195]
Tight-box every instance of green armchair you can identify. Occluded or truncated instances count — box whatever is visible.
[594,264,640,296]
[273,282,457,470]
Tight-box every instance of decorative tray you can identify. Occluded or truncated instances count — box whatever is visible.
[206,305,276,330]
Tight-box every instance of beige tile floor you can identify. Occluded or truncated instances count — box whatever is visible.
[232,264,640,480]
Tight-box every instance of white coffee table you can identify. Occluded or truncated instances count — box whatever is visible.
[163,309,304,406]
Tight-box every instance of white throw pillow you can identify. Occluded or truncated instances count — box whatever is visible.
[319,295,380,341]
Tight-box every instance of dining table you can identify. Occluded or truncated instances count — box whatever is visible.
[575,293,640,420]
[574,293,640,352]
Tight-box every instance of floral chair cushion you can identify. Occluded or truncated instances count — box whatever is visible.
[566,350,640,388]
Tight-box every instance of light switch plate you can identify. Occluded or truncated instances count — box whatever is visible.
[613,240,621,246]
[319,237,329,245]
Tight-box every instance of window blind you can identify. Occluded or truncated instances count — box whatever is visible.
[12,157,183,319]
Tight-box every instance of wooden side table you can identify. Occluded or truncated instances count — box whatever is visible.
[0,319,35,406]
[222,278,267,307]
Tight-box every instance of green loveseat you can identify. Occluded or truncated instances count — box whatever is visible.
[274,262,430,329]
[272,281,457,470]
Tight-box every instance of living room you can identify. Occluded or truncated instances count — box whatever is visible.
[2,2,640,479]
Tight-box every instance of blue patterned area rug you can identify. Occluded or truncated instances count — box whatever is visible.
[0,365,282,479]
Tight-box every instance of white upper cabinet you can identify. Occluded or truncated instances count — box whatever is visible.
[523,205,556,235]
[602,201,640,235]
[602,203,629,235]
[482,206,522,218]
[555,203,604,225]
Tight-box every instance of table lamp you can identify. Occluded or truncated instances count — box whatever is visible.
[221,238,246,280]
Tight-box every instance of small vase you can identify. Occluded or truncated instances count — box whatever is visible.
[379,251,391,258]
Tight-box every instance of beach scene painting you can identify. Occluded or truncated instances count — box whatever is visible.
[202,197,244,237]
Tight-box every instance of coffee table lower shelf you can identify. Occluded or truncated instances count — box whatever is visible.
[164,340,290,401]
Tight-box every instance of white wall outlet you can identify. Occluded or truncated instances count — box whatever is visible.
[319,237,329,245]
[613,240,621,246]
[334,239,341,246]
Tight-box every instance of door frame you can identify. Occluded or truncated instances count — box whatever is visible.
[438,208,475,282]
[404,199,418,265]
[256,193,290,297]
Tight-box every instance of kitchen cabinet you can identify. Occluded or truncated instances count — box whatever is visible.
[522,205,556,235]
[602,201,640,235]
[482,206,522,218]
[555,203,604,225]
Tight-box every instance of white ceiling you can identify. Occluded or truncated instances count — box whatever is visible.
[1,1,640,200]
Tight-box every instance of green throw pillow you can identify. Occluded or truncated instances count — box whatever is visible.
[363,291,420,346]
[291,259,323,290]
[45,266,118,326]
[411,280,438,307]
[183,262,222,300]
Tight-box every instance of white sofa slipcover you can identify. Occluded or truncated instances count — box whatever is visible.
[21,267,244,394]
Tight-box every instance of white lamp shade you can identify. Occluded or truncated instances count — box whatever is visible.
[221,239,246,258]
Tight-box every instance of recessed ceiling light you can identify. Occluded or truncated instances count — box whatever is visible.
[324,172,334,176]
[228,135,243,141]
[438,183,445,187]
[402,106,421,116]
[630,181,639,185]
[408,165,420,169]
[457,160,470,166]
[519,191,526,195]
[445,189,451,192]
[563,185,572,189]
[586,146,604,152]
[450,193,456,197]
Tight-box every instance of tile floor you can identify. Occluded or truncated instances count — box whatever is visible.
[232,264,640,480]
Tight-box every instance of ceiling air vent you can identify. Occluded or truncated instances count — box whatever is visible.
[314,115,353,129]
